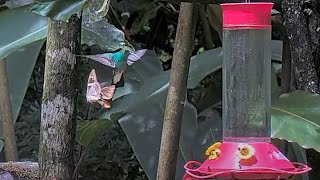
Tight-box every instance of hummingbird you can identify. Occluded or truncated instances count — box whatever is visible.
[81,47,147,87]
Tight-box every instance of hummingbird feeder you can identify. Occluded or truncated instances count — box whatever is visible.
[183,2,311,180]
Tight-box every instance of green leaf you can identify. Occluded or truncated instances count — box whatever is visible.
[187,48,222,88]
[29,0,88,21]
[271,91,320,152]
[98,48,223,179]
[0,40,44,151]
[0,6,48,60]
[5,0,33,9]
[76,119,113,146]
[81,20,126,51]
[119,101,222,180]
[82,0,110,23]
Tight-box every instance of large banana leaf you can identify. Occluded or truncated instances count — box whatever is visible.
[271,91,320,152]
[0,6,48,60]
[29,0,88,21]
[0,40,45,151]
[119,101,222,180]
[98,48,223,179]
[101,47,223,119]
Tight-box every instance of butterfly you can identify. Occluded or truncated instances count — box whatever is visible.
[86,69,116,109]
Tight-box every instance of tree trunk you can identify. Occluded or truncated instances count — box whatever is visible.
[39,14,81,180]
[0,59,18,161]
[282,0,320,93]
[156,3,196,180]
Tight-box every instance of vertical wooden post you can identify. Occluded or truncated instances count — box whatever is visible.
[156,3,196,180]
[0,59,18,161]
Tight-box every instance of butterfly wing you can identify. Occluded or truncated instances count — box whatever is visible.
[97,99,112,109]
[82,54,116,68]
[101,85,116,100]
[86,69,102,102]
[127,49,147,66]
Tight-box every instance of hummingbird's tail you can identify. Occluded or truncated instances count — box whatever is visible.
[112,71,125,88]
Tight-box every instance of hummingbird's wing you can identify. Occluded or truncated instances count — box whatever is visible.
[127,49,147,65]
[82,54,116,68]
[86,69,102,102]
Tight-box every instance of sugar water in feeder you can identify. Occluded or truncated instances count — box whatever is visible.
[183,3,311,180]
[222,3,272,143]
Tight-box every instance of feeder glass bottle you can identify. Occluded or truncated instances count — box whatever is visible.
[222,3,273,143]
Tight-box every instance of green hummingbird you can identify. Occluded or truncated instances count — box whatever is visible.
[82,47,147,87]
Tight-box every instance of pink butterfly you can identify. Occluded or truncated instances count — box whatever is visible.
[86,69,116,109]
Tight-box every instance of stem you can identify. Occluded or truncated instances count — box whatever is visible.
[0,59,18,161]
[156,3,196,180]
[199,4,214,49]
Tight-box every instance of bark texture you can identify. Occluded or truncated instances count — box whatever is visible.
[0,161,39,179]
[156,3,196,180]
[0,59,18,161]
[39,15,81,180]
[282,0,320,93]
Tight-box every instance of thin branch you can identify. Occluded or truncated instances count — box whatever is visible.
[156,2,197,180]
[0,59,18,161]
[199,4,214,49]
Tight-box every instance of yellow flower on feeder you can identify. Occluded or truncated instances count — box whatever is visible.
[237,144,255,160]
[209,149,221,160]
[205,142,222,156]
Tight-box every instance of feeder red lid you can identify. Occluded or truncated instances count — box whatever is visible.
[221,3,274,29]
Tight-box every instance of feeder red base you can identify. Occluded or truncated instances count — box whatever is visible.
[184,142,311,179]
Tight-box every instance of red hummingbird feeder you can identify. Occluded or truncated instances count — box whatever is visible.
[183,2,311,180]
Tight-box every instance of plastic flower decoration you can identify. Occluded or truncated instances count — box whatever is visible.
[236,144,255,160]
[205,142,222,160]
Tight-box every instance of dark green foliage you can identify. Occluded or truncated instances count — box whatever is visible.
[78,122,147,180]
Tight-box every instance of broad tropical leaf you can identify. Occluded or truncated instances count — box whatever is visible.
[4,0,34,8]
[29,0,88,21]
[76,119,113,146]
[82,0,110,23]
[271,91,320,152]
[81,20,126,51]
[0,6,47,60]
[119,101,222,180]
[100,48,224,179]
